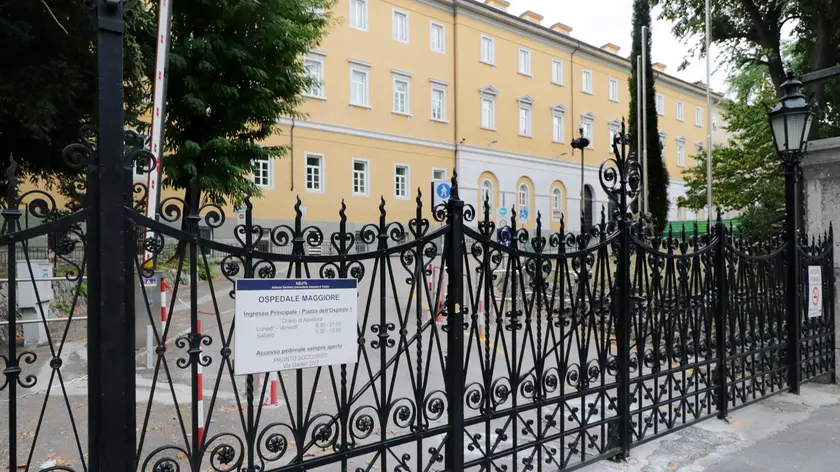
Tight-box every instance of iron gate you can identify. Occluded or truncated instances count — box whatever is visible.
[1,117,835,471]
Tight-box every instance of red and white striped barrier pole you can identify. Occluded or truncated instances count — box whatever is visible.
[270,373,278,406]
[197,320,205,445]
[427,263,433,291]
[160,278,168,351]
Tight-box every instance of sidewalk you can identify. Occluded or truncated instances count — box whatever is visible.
[581,382,840,472]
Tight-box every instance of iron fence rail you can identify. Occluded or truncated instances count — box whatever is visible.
[1,124,835,472]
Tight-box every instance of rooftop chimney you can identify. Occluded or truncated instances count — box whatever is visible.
[652,62,667,72]
[600,43,620,54]
[519,10,544,25]
[484,0,509,11]
[550,22,573,35]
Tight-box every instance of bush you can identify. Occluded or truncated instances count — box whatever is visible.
[739,205,784,241]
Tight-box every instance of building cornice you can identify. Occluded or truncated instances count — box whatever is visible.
[277,117,456,151]
[276,118,693,186]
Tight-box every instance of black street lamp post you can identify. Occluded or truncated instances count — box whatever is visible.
[571,127,590,231]
[768,76,815,395]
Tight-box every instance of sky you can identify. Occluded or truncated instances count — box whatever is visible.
[505,0,728,94]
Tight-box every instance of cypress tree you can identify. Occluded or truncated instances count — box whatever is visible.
[628,0,669,227]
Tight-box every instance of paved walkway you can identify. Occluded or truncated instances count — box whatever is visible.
[581,382,840,472]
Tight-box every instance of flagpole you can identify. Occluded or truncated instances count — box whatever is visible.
[637,54,643,205]
[641,26,649,215]
[705,0,713,225]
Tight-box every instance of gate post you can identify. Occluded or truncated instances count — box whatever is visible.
[445,174,465,471]
[784,158,802,394]
[615,209,632,457]
[88,0,135,471]
[715,215,729,419]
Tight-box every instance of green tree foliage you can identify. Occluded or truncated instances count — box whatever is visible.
[651,0,840,139]
[0,1,153,187]
[628,0,670,226]
[161,0,334,207]
[679,67,785,238]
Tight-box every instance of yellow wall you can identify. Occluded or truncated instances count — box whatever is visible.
[300,0,455,144]
[254,126,452,222]
[454,8,710,176]
[34,0,722,229]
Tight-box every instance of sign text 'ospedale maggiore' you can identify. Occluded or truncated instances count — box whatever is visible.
[234,278,358,375]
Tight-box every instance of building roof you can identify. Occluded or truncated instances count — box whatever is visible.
[459,0,724,100]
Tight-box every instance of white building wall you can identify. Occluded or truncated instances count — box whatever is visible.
[457,145,689,233]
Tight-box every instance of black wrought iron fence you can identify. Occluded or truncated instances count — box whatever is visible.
[0,123,835,472]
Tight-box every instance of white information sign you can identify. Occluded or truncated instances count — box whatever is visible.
[808,266,823,318]
[234,278,358,375]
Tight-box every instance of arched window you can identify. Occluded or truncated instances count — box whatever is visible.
[552,188,563,221]
[583,185,594,229]
[518,184,530,221]
[519,184,529,207]
[481,180,494,216]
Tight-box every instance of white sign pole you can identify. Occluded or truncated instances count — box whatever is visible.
[144,0,175,263]
[234,279,358,374]
[808,266,823,318]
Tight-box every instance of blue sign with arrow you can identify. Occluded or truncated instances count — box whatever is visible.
[499,207,508,217]
[519,208,528,220]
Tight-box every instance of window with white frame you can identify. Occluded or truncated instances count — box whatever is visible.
[433,168,446,181]
[582,69,593,94]
[659,131,666,151]
[430,22,444,53]
[481,179,494,213]
[676,101,685,121]
[581,113,595,149]
[552,107,565,143]
[608,78,619,102]
[695,107,702,126]
[608,121,620,152]
[552,59,564,85]
[350,0,367,31]
[551,187,563,220]
[253,159,271,188]
[392,10,409,43]
[481,97,494,128]
[431,86,446,121]
[518,48,531,76]
[350,67,369,107]
[676,139,686,167]
[655,94,664,115]
[304,57,324,98]
[394,165,409,198]
[352,160,368,195]
[305,154,323,191]
[518,97,532,137]
[393,77,410,114]
[480,87,497,130]
[582,121,593,148]
[518,184,529,217]
[480,35,495,65]
[695,141,704,156]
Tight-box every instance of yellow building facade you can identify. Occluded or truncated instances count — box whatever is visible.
[241,0,725,235]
